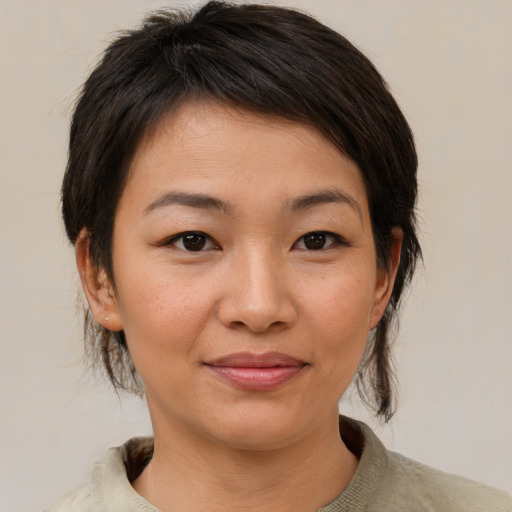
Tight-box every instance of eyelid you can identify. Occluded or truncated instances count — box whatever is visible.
[160,231,219,251]
[157,230,345,252]
[293,231,346,250]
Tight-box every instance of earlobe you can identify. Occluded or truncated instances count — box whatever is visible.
[369,229,403,329]
[75,229,123,331]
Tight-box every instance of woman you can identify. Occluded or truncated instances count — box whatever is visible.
[47,2,510,511]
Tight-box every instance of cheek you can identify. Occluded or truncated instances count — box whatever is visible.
[114,267,217,366]
[298,268,374,374]
[302,266,375,334]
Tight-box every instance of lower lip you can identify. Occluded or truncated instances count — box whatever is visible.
[206,365,305,391]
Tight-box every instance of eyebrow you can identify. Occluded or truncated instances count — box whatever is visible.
[143,188,361,218]
[143,191,232,215]
[290,189,362,218]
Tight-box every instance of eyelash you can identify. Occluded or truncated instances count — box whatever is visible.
[162,230,345,252]
[162,231,219,252]
[294,231,345,251]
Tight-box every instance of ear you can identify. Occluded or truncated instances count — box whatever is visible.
[369,228,403,330]
[76,229,123,331]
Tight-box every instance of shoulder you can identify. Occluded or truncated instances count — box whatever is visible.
[43,482,92,512]
[332,416,511,512]
[371,442,512,511]
[43,437,156,512]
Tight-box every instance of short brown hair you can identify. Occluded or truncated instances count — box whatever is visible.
[62,1,421,421]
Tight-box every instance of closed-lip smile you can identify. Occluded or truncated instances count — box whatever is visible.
[204,351,307,391]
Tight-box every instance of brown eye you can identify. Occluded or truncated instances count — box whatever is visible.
[182,233,207,251]
[167,231,217,252]
[295,231,342,251]
[303,233,327,250]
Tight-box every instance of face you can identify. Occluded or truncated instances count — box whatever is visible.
[82,101,398,450]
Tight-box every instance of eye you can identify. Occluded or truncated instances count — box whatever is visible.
[166,231,218,252]
[294,231,343,251]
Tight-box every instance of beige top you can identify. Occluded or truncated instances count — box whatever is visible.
[45,416,511,512]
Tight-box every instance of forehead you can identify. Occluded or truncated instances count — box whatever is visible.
[133,101,337,169]
[123,100,369,216]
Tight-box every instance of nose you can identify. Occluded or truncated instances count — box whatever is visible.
[217,249,297,333]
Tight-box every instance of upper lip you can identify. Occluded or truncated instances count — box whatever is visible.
[204,351,306,368]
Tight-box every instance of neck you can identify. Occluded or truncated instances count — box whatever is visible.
[133,410,358,512]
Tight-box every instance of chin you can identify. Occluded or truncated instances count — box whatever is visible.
[215,425,301,452]
[205,404,315,452]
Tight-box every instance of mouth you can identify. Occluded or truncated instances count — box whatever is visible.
[204,352,307,391]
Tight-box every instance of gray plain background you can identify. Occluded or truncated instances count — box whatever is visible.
[1,1,511,510]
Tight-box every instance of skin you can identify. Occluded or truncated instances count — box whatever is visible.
[77,101,401,512]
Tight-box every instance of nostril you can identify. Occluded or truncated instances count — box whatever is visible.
[227,318,289,333]
[216,274,298,332]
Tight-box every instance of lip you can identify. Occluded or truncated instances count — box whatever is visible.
[204,352,307,391]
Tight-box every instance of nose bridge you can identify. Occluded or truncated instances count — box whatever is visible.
[219,243,296,332]
[244,245,281,304]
